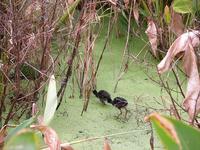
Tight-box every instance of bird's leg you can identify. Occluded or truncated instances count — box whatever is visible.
[117,109,122,118]
[124,107,128,119]
[100,99,106,105]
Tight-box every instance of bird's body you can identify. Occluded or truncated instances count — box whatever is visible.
[93,90,112,105]
[108,97,128,118]
[112,97,128,109]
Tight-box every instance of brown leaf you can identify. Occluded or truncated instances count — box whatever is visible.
[157,31,200,74]
[145,113,180,145]
[104,138,111,150]
[67,0,75,5]
[61,144,74,150]
[157,30,200,122]
[0,125,7,148]
[182,43,200,122]
[145,20,158,57]
[170,7,184,36]
[31,125,61,150]
[124,0,129,8]
[25,1,41,19]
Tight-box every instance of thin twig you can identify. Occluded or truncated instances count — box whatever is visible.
[41,129,150,150]
[113,1,133,92]
[158,72,181,120]
[172,68,185,98]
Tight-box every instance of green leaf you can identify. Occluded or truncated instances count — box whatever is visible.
[167,117,200,150]
[192,0,200,12]
[3,130,41,150]
[43,75,57,125]
[147,113,200,150]
[151,118,180,150]
[173,0,193,13]
[6,117,35,141]
[141,0,151,17]
[164,5,171,25]
[56,0,81,30]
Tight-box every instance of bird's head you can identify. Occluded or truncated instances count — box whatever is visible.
[107,98,113,105]
[92,89,98,95]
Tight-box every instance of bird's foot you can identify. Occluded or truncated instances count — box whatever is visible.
[114,115,128,122]
[57,111,68,117]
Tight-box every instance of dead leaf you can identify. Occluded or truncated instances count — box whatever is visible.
[157,30,200,122]
[32,103,37,117]
[25,1,41,19]
[31,125,61,150]
[145,20,158,57]
[37,115,44,125]
[182,43,200,122]
[133,4,139,25]
[0,125,7,148]
[157,31,200,74]
[170,7,184,36]
[67,0,74,5]
[104,138,111,150]
[61,144,74,150]
[124,0,129,8]
[145,113,180,145]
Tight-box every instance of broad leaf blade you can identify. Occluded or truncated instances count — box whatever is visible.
[43,75,57,125]
[151,119,179,150]
[147,113,200,150]
[6,117,35,141]
[167,117,200,150]
[31,125,60,150]
[4,130,41,150]
[173,0,192,13]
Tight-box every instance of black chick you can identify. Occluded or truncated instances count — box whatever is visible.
[93,90,112,105]
[108,97,128,118]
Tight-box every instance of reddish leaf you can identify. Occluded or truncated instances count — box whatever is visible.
[31,125,61,150]
[61,144,74,150]
[104,138,111,150]
[145,20,158,57]
[133,4,139,25]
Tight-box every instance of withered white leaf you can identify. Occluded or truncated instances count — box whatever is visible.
[157,31,200,74]
[182,43,200,122]
[145,20,158,57]
[157,30,200,122]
